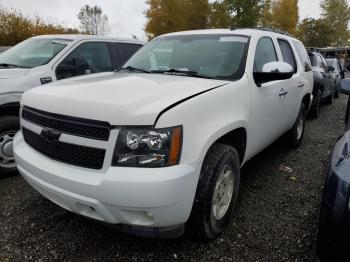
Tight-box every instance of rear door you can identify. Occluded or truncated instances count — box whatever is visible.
[276,38,302,129]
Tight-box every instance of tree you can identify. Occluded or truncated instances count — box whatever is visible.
[226,0,264,27]
[77,5,109,35]
[0,6,79,46]
[259,0,274,27]
[271,0,298,35]
[297,18,333,47]
[320,0,350,46]
[208,0,231,28]
[185,0,210,30]
[145,0,210,39]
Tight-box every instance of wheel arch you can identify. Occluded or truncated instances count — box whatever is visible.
[202,126,247,165]
[0,102,20,117]
[302,93,312,111]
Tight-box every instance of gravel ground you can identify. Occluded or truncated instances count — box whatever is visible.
[0,92,348,262]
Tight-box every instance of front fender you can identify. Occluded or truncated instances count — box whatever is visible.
[0,92,22,106]
[156,76,251,166]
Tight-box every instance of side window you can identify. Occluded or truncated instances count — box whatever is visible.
[254,37,278,72]
[308,53,317,67]
[115,43,142,68]
[277,39,297,73]
[56,42,112,80]
[317,55,325,69]
[293,41,311,72]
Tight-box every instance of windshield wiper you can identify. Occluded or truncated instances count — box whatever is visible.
[0,63,18,68]
[0,63,31,68]
[117,66,151,73]
[151,68,213,79]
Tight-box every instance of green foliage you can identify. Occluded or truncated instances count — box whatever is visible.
[226,0,264,27]
[320,0,350,46]
[297,18,333,47]
[145,0,210,39]
[0,6,79,46]
[271,0,299,35]
[144,0,349,47]
[259,0,274,27]
[209,1,231,28]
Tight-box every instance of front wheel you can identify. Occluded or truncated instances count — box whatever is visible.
[0,116,20,176]
[187,143,240,239]
[286,103,306,149]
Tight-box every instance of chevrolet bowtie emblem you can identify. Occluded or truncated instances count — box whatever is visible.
[41,128,61,142]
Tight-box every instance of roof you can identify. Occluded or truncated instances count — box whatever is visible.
[0,46,10,52]
[161,28,299,41]
[31,34,145,45]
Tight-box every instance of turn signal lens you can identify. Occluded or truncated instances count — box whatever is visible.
[169,127,182,165]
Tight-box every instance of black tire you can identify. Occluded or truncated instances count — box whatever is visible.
[286,103,306,149]
[0,115,20,177]
[187,143,240,239]
[308,89,322,119]
[324,87,334,105]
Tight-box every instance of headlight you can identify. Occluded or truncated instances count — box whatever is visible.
[112,126,182,167]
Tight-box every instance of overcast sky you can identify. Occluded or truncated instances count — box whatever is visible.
[0,0,325,40]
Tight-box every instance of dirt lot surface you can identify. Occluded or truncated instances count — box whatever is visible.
[0,92,348,262]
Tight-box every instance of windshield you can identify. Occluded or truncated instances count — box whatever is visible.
[123,34,249,80]
[0,38,71,68]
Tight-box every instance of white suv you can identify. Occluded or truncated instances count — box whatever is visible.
[14,29,313,239]
[0,35,144,175]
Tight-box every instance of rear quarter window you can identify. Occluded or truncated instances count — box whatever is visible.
[278,39,297,73]
[293,41,312,72]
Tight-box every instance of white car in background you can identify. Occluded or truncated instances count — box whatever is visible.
[0,35,144,175]
[14,28,313,239]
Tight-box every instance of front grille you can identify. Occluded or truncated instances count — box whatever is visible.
[22,107,111,141]
[22,128,105,169]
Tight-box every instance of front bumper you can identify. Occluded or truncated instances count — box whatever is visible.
[14,132,200,232]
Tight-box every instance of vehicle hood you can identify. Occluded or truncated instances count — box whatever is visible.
[0,68,30,79]
[22,72,230,125]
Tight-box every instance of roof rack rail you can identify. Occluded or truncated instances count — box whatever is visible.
[306,47,321,52]
[230,26,293,37]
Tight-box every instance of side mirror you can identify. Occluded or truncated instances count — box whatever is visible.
[253,62,294,86]
[340,79,350,95]
[56,57,90,80]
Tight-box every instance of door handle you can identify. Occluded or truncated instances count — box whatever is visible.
[298,82,304,89]
[279,89,288,97]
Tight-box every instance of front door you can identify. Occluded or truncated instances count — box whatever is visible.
[249,36,288,153]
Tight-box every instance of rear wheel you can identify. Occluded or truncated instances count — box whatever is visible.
[0,116,19,176]
[187,143,240,239]
[308,89,322,119]
[286,103,306,149]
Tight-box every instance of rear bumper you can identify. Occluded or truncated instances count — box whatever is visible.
[14,132,201,231]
